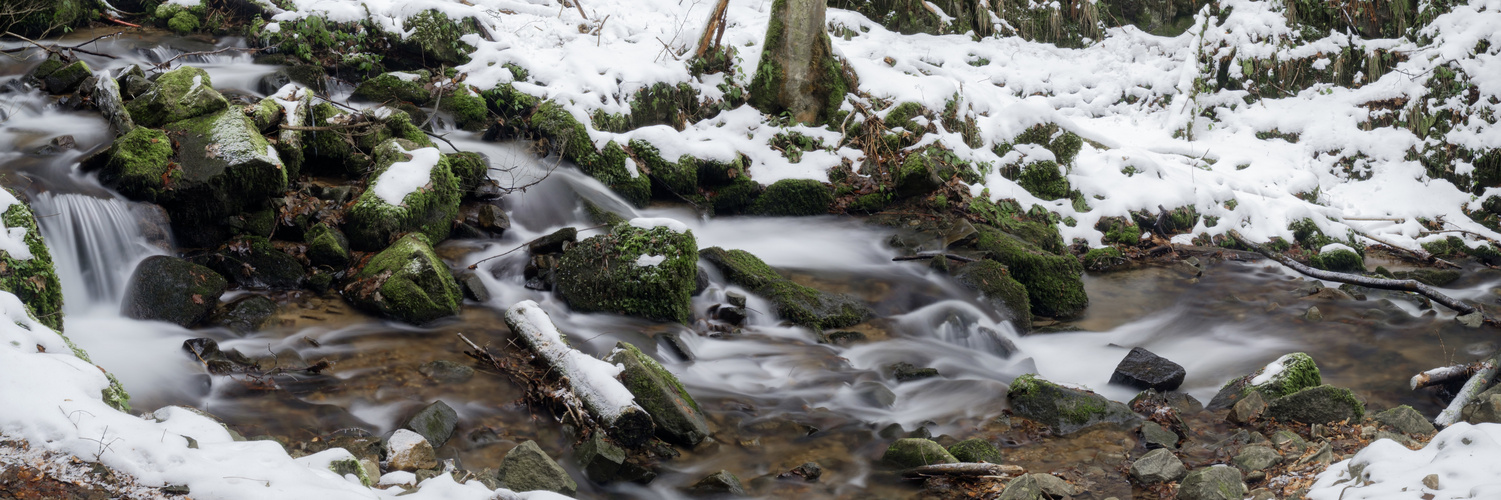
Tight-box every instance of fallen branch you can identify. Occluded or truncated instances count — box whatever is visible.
[693,0,730,58]
[278,123,378,131]
[1412,362,1480,390]
[1352,227,1458,269]
[893,253,977,263]
[105,17,141,28]
[1435,351,1501,428]
[1227,230,1478,315]
[901,463,1025,479]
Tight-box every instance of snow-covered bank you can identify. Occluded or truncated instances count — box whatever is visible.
[1307,422,1501,499]
[0,289,562,500]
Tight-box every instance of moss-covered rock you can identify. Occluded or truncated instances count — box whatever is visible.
[344,138,460,251]
[41,59,92,94]
[444,151,489,195]
[699,247,871,330]
[556,222,697,323]
[1016,160,1070,200]
[747,178,833,216]
[93,127,176,203]
[947,438,1003,463]
[126,66,229,128]
[1263,385,1365,424]
[896,146,958,198]
[121,255,226,327]
[628,139,698,196]
[606,342,711,446]
[881,438,957,468]
[352,71,432,105]
[954,260,1032,328]
[1309,248,1364,273]
[1081,247,1126,272]
[1207,352,1323,410]
[306,223,351,267]
[159,108,288,247]
[1006,373,1141,434]
[972,225,1087,319]
[0,191,66,331]
[193,236,306,290]
[393,10,476,65]
[709,174,763,214]
[342,234,461,324]
[441,86,490,131]
[530,103,651,206]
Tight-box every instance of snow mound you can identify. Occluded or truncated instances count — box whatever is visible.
[1307,422,1501,500]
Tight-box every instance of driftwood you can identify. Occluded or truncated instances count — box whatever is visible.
[1412,362,1480,390]
[1434,351,1501,428]
[1227,230,1478,316]
[693,0,731,58]
[901,463,1025,479]
[1352,227,1459,269]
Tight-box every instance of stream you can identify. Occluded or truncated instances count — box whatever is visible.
[3,29,1500,498]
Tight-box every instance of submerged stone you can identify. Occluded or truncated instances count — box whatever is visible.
[122,255,226,327]
[881,438,957,468]
[699,247,871,330]
[687,469,746,497]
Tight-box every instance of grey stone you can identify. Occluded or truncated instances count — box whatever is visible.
[1007,374,1142,435]
[1109,347,1187,391]
[574,432,626,483]
[1141,421,1179,450]
[1270,430,1308,453]
[1265,385,1365,424]
[404,400,459,448]
[122,256,227,327]
[1228,390,1267,424]
[1027,473,1078,497]
[997,474,1047,500]
[890,361,939,382]
[211,295,278,335]
[457,270,491,302]
[418,360,475,384]
[1374,405,1435,435]
[1232,445,1282,473]
[687,469,746,497]
[606,342,711,447]
[1129,448,1186,484]
[881,438,957,468]
[1176,465,1245,500]
[385,429,437,472]
[1304,306,1323,321]
[500,440,578,495]
[1458,312,1483,328]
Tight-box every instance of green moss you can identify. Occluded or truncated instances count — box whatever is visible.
[1006,373,1141,434]
[444,151,489,194]
[440,87,489,131]
[1241,352,1323,400]
[946,438,1003,464]
[1309,249,1364,273]
[344,233,462,324]
[885,101,926,134]
[954,260,1032,327]
[396,10,475,65]
[609,341,710,446]
[344,139,461,251]
[1017,160,1070,200]
[168,10,200,34]
[0,196,65,331]
[306,223,351,267]
[1011,123,1084,165]
[1081,247,1125,272]
[629,139,697,196]
[1097,217,1142,246]
[8,0,92,38]
[973,225,1086,319]
[126,66,229,128]
[881,438,957,468]
[896,146,961,198]
[748,179,832,216]
[352,72,432,105]
[1289,217,1335,249]
[700,247,871,330]
[555,223,698,323]
[709,174,763,214]
[329,457,373,487]
[95,128,176,202]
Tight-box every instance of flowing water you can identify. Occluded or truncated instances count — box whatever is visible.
[4,28,1501,498]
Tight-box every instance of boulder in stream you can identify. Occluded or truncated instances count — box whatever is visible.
[556,219,698,323]
[1006,373,1141,434]
[699,246,871,330]
[209,295,278,335]
[1109,347,1186,391]
[122,255,226,327]
[125,66,229,128]
[1263,385,1365,424]
[343,138,461,251]
[160,107,288,247]
[1129,448,1186,484]
[403,400,458,448]
[686,469,747,497]
[605,341,711,447]
[192,236,305,290]
[1207,352,1322,410]
[881,438,957,468]
[499,440,578,496]
[305,223,351,267]
[954,259,1032,328]
[971,225,1087,319]
[341,234,462,325]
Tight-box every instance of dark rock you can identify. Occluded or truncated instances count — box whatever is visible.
[557,223,698,323]
[946,438,1003,463]
[128,202,174,251]
[528,227,577,255]
[500,440,577,495]
[1461,384,1501,424]
[418,360,474,384]
[1176,465,1245,500]
[211,295,278,335]
[713,305,746,325]
[305,223,351,267]
[1373,405,1434,435]
[572,432,651,484]
[455,202,510,238]
[122,256,227,327]
[1130,448,1185,484]
[726,291,747,308]
[1129,389,1205,416]
[193,236,305,289]
[1007,374,1141,434]
[954,259,1032,327]
[93,74,134,135]
[42,60,92,94]
[1109,347,1186,391]
[256,69,293,95]
[606,342,711,447]
[1264,385,1365,424]
[687,469,746,497]
[403,400,459,448]
[1140,421,1179,449]
[181,338,256,375]
[890,362,939,382]
[699,247,872,330]
[1394,269,1461,287]
[776,462,821,482]
[457,270,491,302]
[1227,391,1268,424]
[881,438,957,468]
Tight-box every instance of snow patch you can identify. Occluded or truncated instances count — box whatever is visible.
[1307,423,1501,500]
[0,188,32,260]
[628,217,688,234]
[372,146,441,206]
[1320,243,1356,254]
[1250,353,1292,386]
[634,254,666,267]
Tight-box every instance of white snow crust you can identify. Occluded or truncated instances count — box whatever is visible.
[372,145,441,206]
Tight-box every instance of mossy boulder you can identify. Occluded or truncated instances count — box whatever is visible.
[709,174,764,214]
[1309,248,1364,273]
[1016,160,1070,200]
[747,178,833,216]
[896,146,958,197]
[121,255,226,327]
[192,236,306,289]
[1006,373,1141,434]
[341,234,462,325]
[91,127,175,203]
[126,66,229,128]
[954,260,1033,327]
[444,151,489,195]
[628,139,698,196]
[41,59,92,94]
[305,223,351,267]
[606,342,711,446]
[530,103,651,206]
[1081,247,1126,272]
[344,138,460,251]
[556,221,697,323]
[881,438,957,468]
[700,247,871,330]
[947,438,1003,463]
[393,10,476,65]
[0,192,66,331]
[972,225,1087,319]
[1207,352,1322,410]
[1264,385,1365,424]
[352,71,432,105]
[440,86,489,131]
[159,108,288,247]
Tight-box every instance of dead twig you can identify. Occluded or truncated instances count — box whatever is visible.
[893,253,977,263]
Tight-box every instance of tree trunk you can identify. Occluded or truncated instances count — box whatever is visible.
[749,0,850,125]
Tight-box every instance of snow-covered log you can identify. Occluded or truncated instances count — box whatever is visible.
[1435,352,1501,428]
[1411,363,1480,390]
[503,300,656,446]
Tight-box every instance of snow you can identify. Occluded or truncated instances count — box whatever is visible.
[0,289,561,500]
[1250,353,1292,386]
[634,254,666,267]
[264,22,281,34]
[0,188,33,260]
[628,217,688,234]
[1307,423,1501,500]
[1320,243,1357,254]
[504,300,642,422]
[371,145,441,206]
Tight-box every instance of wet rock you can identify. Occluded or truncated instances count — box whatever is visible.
[1227,391,1268,424]
[1264,385,1365,424]
[573,432,651,484]
[41,59,92,94]
[181,338,257,375]
[300,429,384,464]
[499,440,578,496]
[1109,347,1186,391]
[329,456,373,487]
[122,256,227,327]
[344,139,462,251]
[341,234,462,325]
[712,305,746,325]
[996,473,1055,500]
[128,202,173,251]
[1130,448,1186,484]
[954,259,1032,327]
[403,400,458,448]
[726,291,747,308]
[1233,445,1282,473]
[210,295,278,335]
[1374,405,1435,435]
[158,107,288,247]
[454,201,510,239]
[1301,287,1353,301]
[606,342,711,446]
[856,381,896,408]
[528,227,577,255]
[946,438,1003,463]
[699,247,871,330]
[456,270,491,302]
[1176,465,1245,500]
[1140,421,1179,449]
[776,462,821,482]
[557,222,698,323]
[1461,384,1501,424]
[1026,473,1078,498]
[1130,389,1205,416]
[823,330,869,346]
[1394,269,1461,287]
[1006,374,1142,434]
[385,429,437,472]
[1208,352,1322,410]
[1309,248,1364,273]
[305,223,351,267]
[194,236,305,289]
[93,72,135,135]
[687,469,747,497]
[1303,306,1324,321]
[746,179,833,216]
[881,438,957,468]
[889,361,939,382]
[126,66,230,128]
[524,254,560,291]
[970,225,1087,319]
[1457,312,1484,328]
[418,360,474,384]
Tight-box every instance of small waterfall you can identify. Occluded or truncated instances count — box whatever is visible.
[33,192,164,311]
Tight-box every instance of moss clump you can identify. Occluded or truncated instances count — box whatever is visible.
[94,128,176,203]
[1096,217,1142,246]
[896,146,959,198]
[709,174,763,214]
[530,103,650,205]
[0,193,65,331]
[126,66,229,128]
[329,457,373,487]
[344,138,461,251]
[352,71,432,105]
[1081,247,1125,272]
[954,260,1032,328]
[305,223,351,267]
[607,341,711,446]
[629,139,697,196]
[881,438,957,468]
[972,226,1087,319]
[1017,160,1070,200]
[341,233,462,324]
[885,101,927,134]
[444,151,489,194]
[555,223,698,323]
[1006,373,1141,434]
[592,82,703,133]
[40,60,92,94]
[1010,123,1084,165]
[1288,217,1335,249]
[440,87,489,131]
[700,247,871,330]
[1309,248,1364,273]
[947,438,1003,464]
[395,10,476,65]
[168,10,200,34]
[748,179,832,216]
[1208,352,1324,410]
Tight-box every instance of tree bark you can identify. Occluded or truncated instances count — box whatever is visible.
[749,0,850,125]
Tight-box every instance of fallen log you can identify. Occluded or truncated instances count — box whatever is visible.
[504,300,656,446]
[901,463,1025,479]
[1434,352,1501,428]
[1227,230,1478,316]
[1411,362,1480,390]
